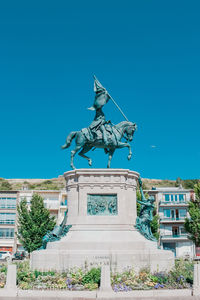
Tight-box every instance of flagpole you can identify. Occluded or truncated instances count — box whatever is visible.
[107,93,129,121]
[93,75,129,121]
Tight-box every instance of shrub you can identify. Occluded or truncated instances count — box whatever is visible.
[82,268,101,286]
[0,179,12,190]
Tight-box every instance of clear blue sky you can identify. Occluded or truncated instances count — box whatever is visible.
[0,0,199,180]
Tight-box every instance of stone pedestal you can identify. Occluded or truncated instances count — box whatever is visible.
[193,263,200,296]
[31,169,174,272]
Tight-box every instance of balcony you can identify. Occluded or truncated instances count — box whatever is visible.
[0,220,15,224]
[159,201,188,207]
[160,217,186,223]
[161,234,188,241]
[60,202,67,209]
[0,206,16,209]
[0,236,14,239]
[44,201,59,210]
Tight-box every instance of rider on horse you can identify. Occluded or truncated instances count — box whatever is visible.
[87,77,113,146]
[61,76,136,169]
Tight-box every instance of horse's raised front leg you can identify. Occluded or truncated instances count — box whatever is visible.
[71,145,82,169]
[107,149,115,168]
[117,142,132,160]
[78,145,93,166]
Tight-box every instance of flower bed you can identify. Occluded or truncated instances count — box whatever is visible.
[17,260,100,290]
[0,263,7,288]
[111,259,194,292]
[16,259,194,291]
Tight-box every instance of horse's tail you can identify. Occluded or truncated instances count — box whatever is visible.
[61,131,77,149]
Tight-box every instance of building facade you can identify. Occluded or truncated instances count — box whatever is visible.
[146,187,195,258]
[0,189,67,253]
[0,191,19,253]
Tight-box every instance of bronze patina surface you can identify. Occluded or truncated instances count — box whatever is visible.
[62,76,137,169]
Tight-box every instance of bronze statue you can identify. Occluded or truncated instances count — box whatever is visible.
[62,76,137,169]
[88,77,111,145]
[136,177,157,241]
[38,208,72,250]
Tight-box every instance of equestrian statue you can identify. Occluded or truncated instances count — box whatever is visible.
[62,76,137,169]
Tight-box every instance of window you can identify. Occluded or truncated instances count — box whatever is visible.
[0,213,16,224]
[175,195,178,201]
[165,195,170,202]
[61,198,67,206]
[164,209,171,218]
[179,194,184,202]
[180,227,187,235]
[0,228,14,238]
[172,226,179,236]
[170,195,173,201]
[0,197,16,209]
[179,209,186,218]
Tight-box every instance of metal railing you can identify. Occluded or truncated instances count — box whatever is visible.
[159,201,187,205]
[0,206,16,209]
[160,217,186,221]
[0,220,15,224]
[161,234,188,239]
[44,202,59,209]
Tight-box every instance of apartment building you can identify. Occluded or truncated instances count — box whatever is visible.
[19,189,67,223]
[146,187,195,258]
[0,189,67,253]
[0,191,19,253]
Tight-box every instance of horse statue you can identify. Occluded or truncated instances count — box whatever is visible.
[62,121,137,170]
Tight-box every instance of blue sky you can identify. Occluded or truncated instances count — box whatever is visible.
[0,0,199,180]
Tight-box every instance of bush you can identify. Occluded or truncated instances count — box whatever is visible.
[82,268,101,286]
[169,259,193,285]
[0,178,12,190]
[34,270,55,278]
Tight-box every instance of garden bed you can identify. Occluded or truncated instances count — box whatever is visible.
[16,259,193,291]
[0,263,7,288]
[17,260,100,290]
[111,259,193,292]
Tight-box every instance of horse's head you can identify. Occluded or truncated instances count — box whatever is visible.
[124,122,137,142]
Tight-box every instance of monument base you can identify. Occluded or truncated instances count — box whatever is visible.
[31,169,174,273]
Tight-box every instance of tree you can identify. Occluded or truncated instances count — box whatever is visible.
[17,193,56,253]
[194,182,200,199]
[182,179,199,189]
[0,178,12,190]
[184,182,200,247]
[175,177,182,187]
